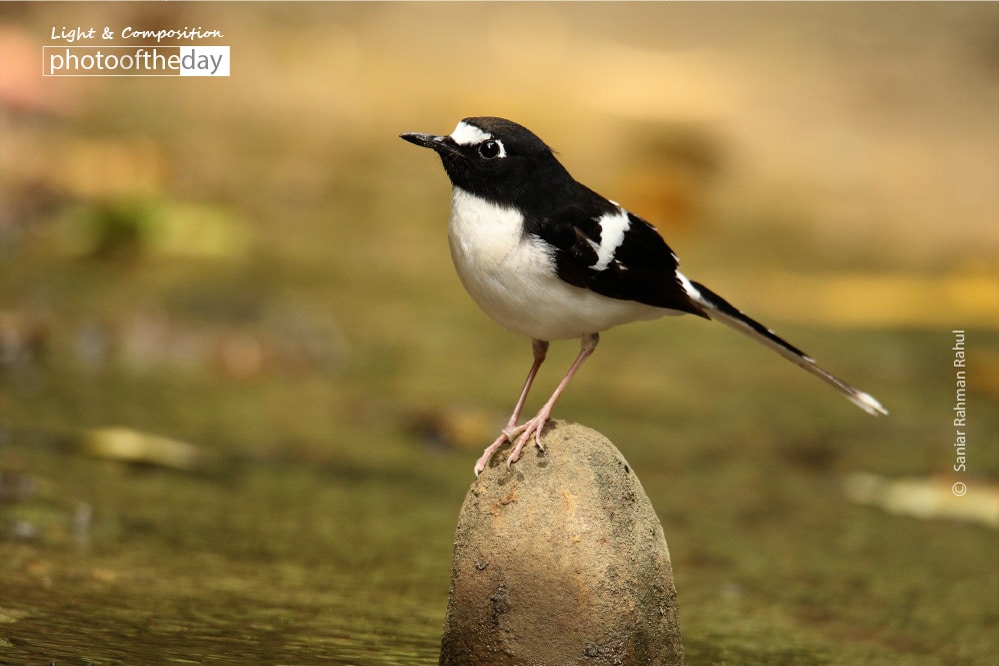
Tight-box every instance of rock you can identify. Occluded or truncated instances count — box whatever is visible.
[439,420,683,665]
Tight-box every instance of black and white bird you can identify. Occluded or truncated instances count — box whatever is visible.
[401,117,886,476]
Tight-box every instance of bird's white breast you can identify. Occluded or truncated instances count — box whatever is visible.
[447,188,663,341]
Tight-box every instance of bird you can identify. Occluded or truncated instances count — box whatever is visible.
[401,117,887,476]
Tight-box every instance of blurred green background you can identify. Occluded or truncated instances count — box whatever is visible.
[1,2,997,664]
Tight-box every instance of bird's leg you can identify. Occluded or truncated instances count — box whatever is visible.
[502,339,549,433]
[473,339,549,476]
[506,333,599,467]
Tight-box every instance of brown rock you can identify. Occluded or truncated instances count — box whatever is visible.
[440,420,683,665]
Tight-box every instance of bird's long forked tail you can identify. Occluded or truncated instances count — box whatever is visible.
[682,276,887,416]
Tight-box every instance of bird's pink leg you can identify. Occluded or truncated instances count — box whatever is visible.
[473,339,549,476]
[505,333,599,468]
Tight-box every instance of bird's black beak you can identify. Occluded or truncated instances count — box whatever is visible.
[400,132,459,155]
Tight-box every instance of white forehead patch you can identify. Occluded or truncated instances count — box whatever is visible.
[450,121,492,146]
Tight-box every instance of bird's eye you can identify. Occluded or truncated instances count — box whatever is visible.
[478,140,502,159]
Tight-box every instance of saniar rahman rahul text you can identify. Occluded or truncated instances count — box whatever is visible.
[952,330,967,473]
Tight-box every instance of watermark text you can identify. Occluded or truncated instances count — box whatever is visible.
[951,330,967,496]
[43,46,229,77]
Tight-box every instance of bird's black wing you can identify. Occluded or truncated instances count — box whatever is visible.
[526,201,707,318]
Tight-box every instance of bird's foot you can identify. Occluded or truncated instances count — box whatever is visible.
[473,431,511,476]
[472,412,551,476]
[504,412,549,468]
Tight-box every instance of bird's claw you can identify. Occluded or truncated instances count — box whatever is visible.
[504,414,549,468]
[473,415,550,476]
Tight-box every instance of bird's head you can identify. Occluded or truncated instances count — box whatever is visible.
[401,117,570,206]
